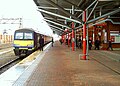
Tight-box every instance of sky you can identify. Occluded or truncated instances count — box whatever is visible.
[0,0,53,36]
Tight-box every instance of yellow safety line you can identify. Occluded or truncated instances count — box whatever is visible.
[19,50,41,64]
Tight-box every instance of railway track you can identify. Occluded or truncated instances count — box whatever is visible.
[0,44,25,74]
[0,57,20,69]
[0,55,26,75]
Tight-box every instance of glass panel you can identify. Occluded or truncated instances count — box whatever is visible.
[15,32,23,39]
[24,33,33,39]
[110,31,120,43]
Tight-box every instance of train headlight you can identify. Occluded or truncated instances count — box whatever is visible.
[27,44,34,47]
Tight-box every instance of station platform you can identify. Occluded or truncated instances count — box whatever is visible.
[12,41,120,86]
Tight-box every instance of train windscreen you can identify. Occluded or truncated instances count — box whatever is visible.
[15,32,23,39]
[15,32,33,40]
[24,32,33,39]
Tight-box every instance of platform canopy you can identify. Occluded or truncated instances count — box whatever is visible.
[34,0,120,35]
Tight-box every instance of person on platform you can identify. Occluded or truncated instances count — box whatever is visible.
[66,38,68,45]
[88,38,92,50]
[59,38,63,45]
[39,36,44,51]
[52,37,54,47]
[94,38,100,50]
[107,39,113,50]
[78,38,82,49]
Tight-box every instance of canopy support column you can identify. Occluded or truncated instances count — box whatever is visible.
[82,11,87,60]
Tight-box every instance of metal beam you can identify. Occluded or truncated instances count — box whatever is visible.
[95,9,118,11]
[44,17,65,22]
[89,18,120,28]
[75,25,83,30]
[51,27,63,32]
[44,0,83,23]
[87,1,98,21]
[37,9,82,24]
[51,28,63,35]
[44,0,71,16]
[42,12,66,22]
[74,0,84,18]
[51,27,62,33]
[44,17,69,27]
[38,6,82,12]
[94,2,113,9]
[49,24,68,35]
[77,0,84,7]
[98,0,119,1]
[63,0,81,9]
[49,24,65,35]
[44,18,71,29]
[51,28,62,35]
[49,24,70,35]
[87,8,120,24]
[48,24,64,31]
[86,0,98,11]
[78,13,83,18]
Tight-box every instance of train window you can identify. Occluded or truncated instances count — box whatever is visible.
[24,32,33,39]
[15,32,23,39]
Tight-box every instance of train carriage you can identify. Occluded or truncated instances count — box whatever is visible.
[13,28,52,56]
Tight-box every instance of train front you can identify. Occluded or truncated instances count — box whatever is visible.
[13,29,34,56]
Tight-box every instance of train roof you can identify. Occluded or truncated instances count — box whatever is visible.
[14,28,52,37]
[15,28,35,32]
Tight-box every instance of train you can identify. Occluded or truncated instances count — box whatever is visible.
[13,28,52,56]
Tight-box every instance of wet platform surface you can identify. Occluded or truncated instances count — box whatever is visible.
[11,41,120,86]
[0,43,51,86]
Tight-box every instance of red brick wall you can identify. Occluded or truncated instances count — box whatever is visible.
[101,43,120,50]
[102,22,120,49]
[107,21,120,31]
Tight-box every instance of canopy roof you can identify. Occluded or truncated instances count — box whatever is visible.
[34,0,120,35]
